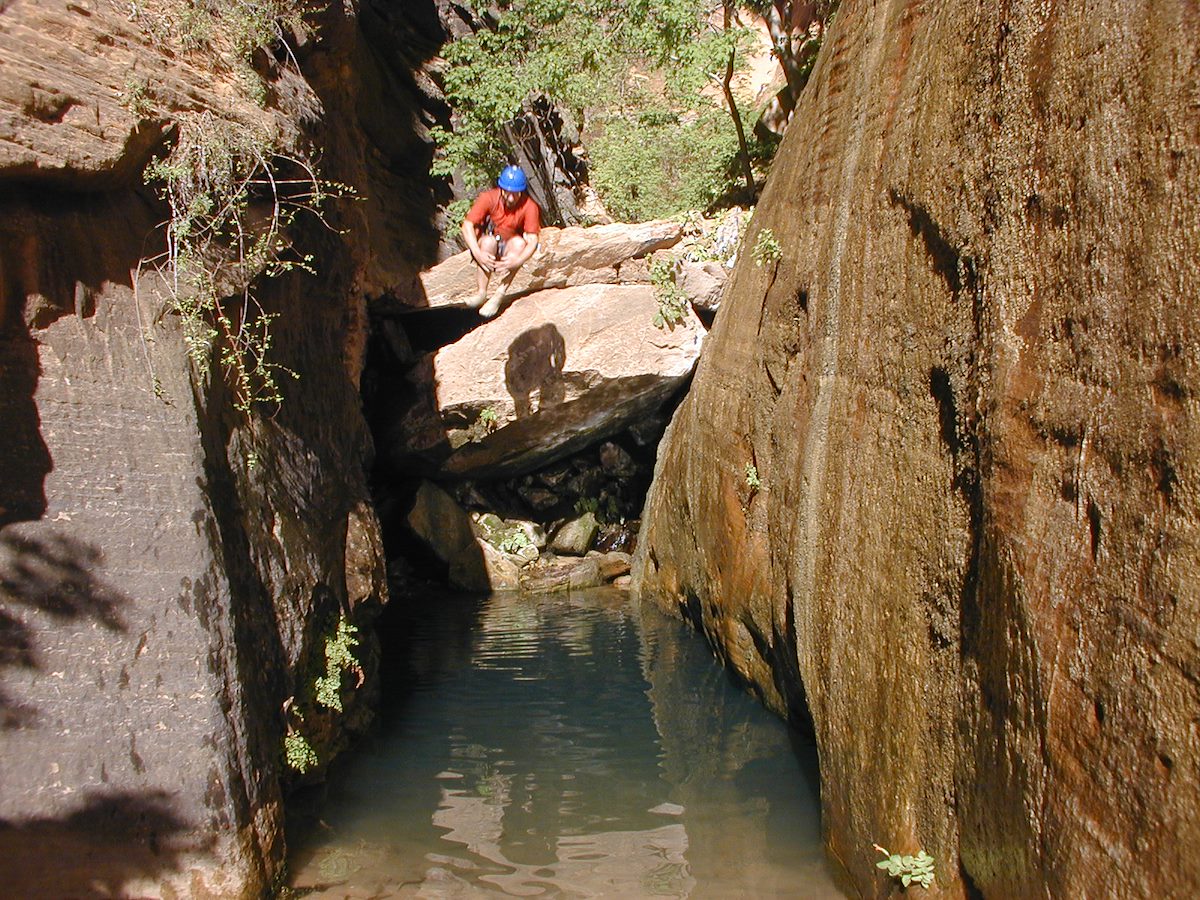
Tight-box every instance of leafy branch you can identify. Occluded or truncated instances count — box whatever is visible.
[140,111,352,414]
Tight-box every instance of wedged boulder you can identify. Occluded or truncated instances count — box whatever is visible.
[412,220,683,309]
[676,260,727,313]
[383,283,705,478]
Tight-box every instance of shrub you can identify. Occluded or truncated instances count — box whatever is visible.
[590,105,743,222]
[650,257,690,330]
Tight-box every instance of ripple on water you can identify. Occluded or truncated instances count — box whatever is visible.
[287,587,841,898]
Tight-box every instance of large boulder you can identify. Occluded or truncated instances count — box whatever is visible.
[411,219,683,309]
[383,283,705,479]
[633,1,1200,897]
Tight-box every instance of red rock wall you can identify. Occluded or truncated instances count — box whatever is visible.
[634,1,1200,896]
[0,0,451,895]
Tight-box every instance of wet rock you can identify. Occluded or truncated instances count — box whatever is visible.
[472,540,521,592]
[519,555,601,594]
[413,220,683,310]
[596,522,638,554]
[593,551,632,581]
[550,512,600,556]
[383,283,704,479]
[518,551,630,594]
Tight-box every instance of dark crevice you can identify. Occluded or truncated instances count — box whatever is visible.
[1087,499,1102,559]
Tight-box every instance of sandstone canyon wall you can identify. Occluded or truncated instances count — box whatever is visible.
[634,1,1199,897]
[0,0,454,895]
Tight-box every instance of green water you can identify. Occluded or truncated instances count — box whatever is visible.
[287,587,840,898]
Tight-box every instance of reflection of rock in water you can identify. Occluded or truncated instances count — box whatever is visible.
[637,605,833,896]
[287,589,837,898]
[506,324,566,418]
[431,789,693,897]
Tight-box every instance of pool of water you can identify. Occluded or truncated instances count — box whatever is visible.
[287,587,841,898]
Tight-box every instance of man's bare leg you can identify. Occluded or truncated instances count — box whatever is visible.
[468,234,499,308]
[479,235,527,318]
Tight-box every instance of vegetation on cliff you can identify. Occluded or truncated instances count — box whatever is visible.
[435,1,837,223]
[127,0,349,414]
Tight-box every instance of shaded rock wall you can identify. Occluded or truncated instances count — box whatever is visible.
[0,0,451,895]
[633,0,1200,897]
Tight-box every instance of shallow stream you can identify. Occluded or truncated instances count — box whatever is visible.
[287,587,839,898]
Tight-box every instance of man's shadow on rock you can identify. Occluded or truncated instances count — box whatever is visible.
[505,324,568,419]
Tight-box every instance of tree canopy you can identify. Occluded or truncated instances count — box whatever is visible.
[435,1,836,223]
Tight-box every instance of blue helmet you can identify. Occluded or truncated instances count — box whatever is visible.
[497,165,528,192]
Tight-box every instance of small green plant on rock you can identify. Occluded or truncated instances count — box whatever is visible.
[650,257,691,330]
[874,844,935,890]
[753,228,783,268]
[284,725,318,773]
[744,463,761,490]
[497,528,532,555]
[313,615,361,713]
[575,494,622,525]
[119,75,153,118]
[468,405,501,442]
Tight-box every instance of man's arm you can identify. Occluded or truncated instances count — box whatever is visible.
[461,218,495,270]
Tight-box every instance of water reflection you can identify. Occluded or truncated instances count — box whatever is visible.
[288,588,839,898]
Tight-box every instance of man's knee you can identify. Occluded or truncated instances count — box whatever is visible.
[479,233,499,256]
[504,235,527,260]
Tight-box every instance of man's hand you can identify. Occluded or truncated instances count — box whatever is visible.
[472,248,497,271]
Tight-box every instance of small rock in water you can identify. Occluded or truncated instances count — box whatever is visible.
[649,802,685,815]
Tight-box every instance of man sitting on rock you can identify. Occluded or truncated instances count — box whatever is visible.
[461,165,542,319]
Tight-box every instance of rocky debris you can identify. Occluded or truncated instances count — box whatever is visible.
[633,1,1200,897]
[412,219,683,310]
[675,260,727,313]
[405,480,490,592]
[518,551,632,594]
[454,438,650,538]
[382,282,705,479]
[595,521,638,554]
[403,481,631,595]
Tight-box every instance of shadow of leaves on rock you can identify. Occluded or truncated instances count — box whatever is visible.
[0,789,204,898]
[0,529,130,727]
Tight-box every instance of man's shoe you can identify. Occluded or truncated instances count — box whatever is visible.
[465,290,487,309]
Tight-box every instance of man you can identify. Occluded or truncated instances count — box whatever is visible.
[461,165,542,319]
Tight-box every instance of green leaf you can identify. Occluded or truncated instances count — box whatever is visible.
[902,873,911,886]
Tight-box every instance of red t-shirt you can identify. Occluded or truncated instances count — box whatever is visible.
[465,188,541,241]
